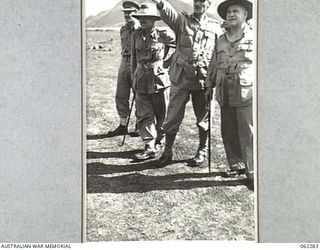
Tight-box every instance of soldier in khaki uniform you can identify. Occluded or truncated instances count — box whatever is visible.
[151,0,222,166]
[131,3,176,160]
[205,0,254,188]
[107,1,140,137]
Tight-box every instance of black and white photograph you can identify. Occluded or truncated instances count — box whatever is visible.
[85,0,256,241]
[3,0,320,245]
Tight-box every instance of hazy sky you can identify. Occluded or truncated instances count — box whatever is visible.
[85,0,121,17]
[85,0,224,21]
[85,0,197,17]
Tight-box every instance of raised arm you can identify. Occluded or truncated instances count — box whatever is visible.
[151,0,180,33]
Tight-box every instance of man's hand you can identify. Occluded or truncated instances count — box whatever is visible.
[204,87,213,104]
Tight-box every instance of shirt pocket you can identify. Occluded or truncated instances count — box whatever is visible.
[135,38,144,50]
[179,32,192,47]
[216,49,227,66]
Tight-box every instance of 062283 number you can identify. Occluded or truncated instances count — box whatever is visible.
[300,244,319,249]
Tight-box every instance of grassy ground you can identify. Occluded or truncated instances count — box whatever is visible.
[86,30,254,241]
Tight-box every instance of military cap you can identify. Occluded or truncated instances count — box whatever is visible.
[121,1,140,12]
[217,0,252,20]
[132,3,161,20]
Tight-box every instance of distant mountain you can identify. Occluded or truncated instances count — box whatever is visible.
[86,0,224,28]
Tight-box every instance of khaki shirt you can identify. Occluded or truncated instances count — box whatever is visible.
[131,27,175,94]
[157,0,222,90]
[207,24,254,107]
[120,21,139,58]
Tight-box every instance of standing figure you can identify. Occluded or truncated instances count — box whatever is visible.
[205,0,254,187]
[107,1,140,137]
[131,3,176,160]
[151,0,222,166]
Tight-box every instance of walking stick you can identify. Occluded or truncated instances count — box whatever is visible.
[207,34,218,173]
[120,93,136,147]
[208,91,212,173]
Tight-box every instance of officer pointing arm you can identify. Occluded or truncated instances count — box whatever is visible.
[150,0,223,167]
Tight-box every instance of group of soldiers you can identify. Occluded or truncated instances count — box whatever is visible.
[106,0,254,189]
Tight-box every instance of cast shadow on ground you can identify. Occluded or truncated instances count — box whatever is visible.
[87,159,192,175]
[87,150,143,160]
[86,132,138,140]
[87,150,250,193]
[87,171,246,194]
[87,150,213,166]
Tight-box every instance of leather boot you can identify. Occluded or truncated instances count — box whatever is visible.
[191,128,208,166]
[135,140,156,160]
[159,133,176,165]
[106,125,128,137]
